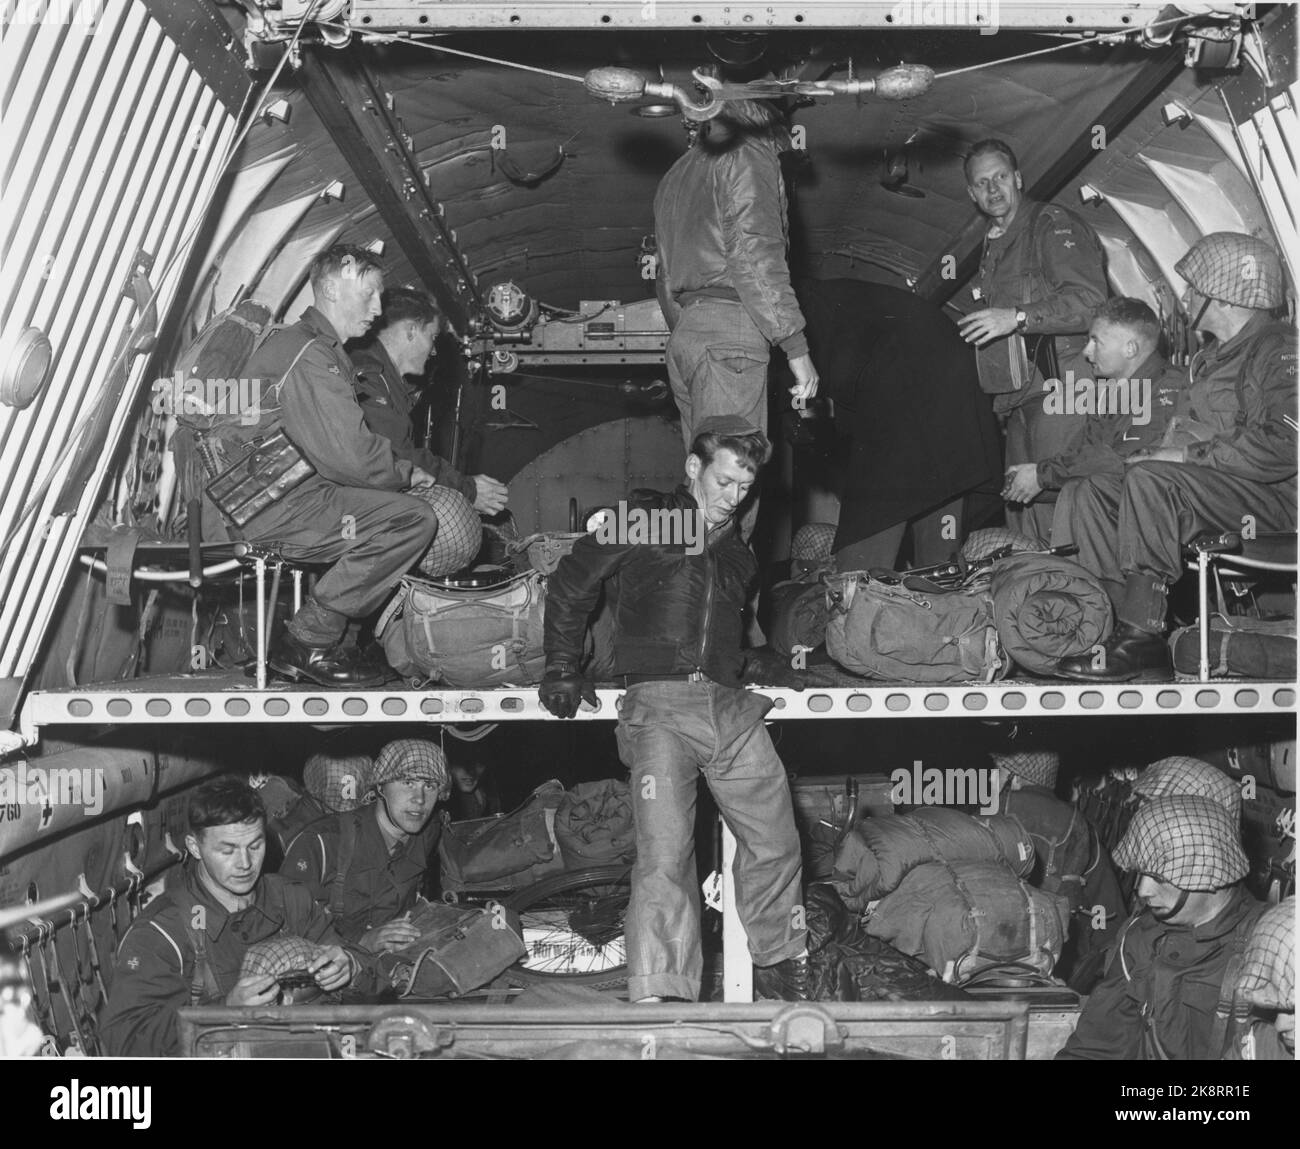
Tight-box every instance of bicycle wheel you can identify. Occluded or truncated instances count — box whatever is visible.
[502,864,632,988]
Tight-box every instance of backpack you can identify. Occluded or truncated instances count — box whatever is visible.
[376,570,547,688]
[163,301,316,529]
[824,571,1009,684]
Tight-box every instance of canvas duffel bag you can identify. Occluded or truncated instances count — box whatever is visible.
[377,569,547,688]
[383,899,527,998]
[1169,616,1296,679]
[824,571,1008,684]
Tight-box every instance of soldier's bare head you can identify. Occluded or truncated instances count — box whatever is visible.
[309,243,385,341]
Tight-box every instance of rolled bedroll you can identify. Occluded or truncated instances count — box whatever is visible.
[989,553,1114,676]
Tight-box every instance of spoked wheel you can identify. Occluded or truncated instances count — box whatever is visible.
[502,865,632,988]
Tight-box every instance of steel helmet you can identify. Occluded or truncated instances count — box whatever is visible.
[303,751,373,812]
[413,485,483,578]
[240,935,327,1003]
[1113,794,1248,891]
[369,738,451,801]
[1133,755,1241,821]
[1175,232,1286,310]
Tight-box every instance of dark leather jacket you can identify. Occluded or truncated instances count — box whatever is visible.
[543,486,757,685]
[653,131,809,359]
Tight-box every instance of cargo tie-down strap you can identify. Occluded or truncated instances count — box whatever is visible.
[105,526,142,606]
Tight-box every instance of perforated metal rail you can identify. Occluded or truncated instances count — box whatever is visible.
[19,675,1297,739]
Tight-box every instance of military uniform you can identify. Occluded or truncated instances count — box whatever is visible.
[280,803,441,946]
[1067,313,1297,627]
[202,306,438,646]
[100,866,377,1056]
[972,198,1109,541]
[1057,886,1263,1060]
[350,341,477,504]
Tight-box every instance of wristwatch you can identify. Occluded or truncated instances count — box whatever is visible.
[1014,309,1028,332]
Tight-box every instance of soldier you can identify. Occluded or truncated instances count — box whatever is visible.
[1055,232,1296,681]
[280,739,449,953]
[1001,297,1187,546]
[958,138,1109,543]
[1057,793,1264,1060]
[100,777,376,1056]
[204,244,444,688]
[351,288,508,515]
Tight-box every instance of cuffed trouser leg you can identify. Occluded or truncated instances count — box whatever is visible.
[240,481,439,644]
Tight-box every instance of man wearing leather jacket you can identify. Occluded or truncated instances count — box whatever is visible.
[653,97,819,539]
[539,416,809,1003]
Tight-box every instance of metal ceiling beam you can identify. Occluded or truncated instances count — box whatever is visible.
[343,1,1170,32]
[296,45,479,331]
[914,44,1187,303]
[139,0,253,113]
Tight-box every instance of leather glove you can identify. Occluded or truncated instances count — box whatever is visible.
[539,668,598,718]
[740,650,809,691]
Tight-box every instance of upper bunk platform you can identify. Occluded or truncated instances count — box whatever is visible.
[18,670,1297,738]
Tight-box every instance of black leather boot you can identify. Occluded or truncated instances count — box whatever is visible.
[753,954,811,1002]
[268,631,387,688]
[1053,621,1172,682]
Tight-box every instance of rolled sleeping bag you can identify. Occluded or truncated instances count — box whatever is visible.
[990,552,1113,675]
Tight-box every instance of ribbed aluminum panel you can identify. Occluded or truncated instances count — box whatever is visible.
[0,1,236,694]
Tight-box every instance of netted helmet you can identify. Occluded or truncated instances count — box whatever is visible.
[991,749,1060,789]
[1133,756,1241,822]
[369,738,452,801]
[1175,232,1285,310]
[413,485,482,577]
[1235,897,1295,1012]
[1113,794,1247,891]
[303,751,372,813]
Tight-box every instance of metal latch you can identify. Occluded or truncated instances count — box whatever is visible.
[766,1004,846,1056]
[367,1012,452,1059]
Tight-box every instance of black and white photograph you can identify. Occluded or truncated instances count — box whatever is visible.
[0,0,1295,1109]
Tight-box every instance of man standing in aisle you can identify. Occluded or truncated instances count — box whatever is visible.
[539,416,809,1003]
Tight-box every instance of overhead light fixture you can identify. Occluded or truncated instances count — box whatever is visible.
[631,103,678,118]
[364,239,385,255]
[0,327,54,410]
[1079,184,1104,205]
[1161,101,1193,127]
[319,180,345,202]
[262,98,291,125]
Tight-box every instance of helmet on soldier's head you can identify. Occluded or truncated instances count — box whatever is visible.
[412,485,482,577]
[303,751,372,813]
[1113,794,1247,891]
[369,738,452,801]
[1175,232,1286,310]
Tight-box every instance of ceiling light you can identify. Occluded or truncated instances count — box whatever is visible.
[1161,101,1193,127]
[631,103,679,118]
[364,239,385,255]
[262,98,291,125]
[1079,184,1104,205]
[320,180,345,202]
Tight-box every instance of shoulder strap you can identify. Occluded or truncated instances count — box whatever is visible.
[175,894,221,1007]
[1210,907,1262,1057]
[329,811,359,920]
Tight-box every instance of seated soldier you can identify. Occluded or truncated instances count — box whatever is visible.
[281,739,449,953]
[1057,793,1264,1060]
[100,776,376,1056]
[1225,895,1295,1060]
[991,744,1126,991]
[1053,233,1296,681]
[351,287,508,515]
[202,244,444,689]
[1000,296,1186,543]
